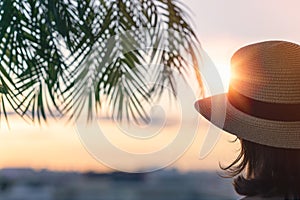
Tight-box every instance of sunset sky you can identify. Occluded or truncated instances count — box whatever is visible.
[0,0,300,173]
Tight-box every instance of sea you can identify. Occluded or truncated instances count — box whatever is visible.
[0,168,241,200]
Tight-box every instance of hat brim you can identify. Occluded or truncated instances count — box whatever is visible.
[195,93,300,149]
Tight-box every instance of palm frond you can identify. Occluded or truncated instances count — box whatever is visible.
[0,0,203,123]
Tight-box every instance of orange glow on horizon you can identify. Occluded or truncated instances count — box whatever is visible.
[0,115,239,173]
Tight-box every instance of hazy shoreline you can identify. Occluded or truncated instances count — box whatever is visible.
[0,167,239,200]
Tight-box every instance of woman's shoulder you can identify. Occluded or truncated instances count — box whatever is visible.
[241,196,283,200]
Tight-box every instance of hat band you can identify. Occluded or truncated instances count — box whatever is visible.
[228,88,300,121]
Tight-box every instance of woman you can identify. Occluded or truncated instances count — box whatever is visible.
[195,40,300,199]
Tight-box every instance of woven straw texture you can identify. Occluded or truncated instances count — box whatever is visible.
[195,40,300,148]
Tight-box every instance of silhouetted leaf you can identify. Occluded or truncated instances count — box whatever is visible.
[0,0,203,123]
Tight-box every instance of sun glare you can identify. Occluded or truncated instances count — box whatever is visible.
[216,63,231,92]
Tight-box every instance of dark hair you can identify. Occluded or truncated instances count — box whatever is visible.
[221,139,300,199]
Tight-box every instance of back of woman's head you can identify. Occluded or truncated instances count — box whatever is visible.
[222,139,300,198]
[194,40,300,199]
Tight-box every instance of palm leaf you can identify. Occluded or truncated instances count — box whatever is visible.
[0,0,203,123]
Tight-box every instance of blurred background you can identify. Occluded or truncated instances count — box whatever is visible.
[0,0,300,199]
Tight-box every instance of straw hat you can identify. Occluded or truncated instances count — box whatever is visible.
[195,40,300,149]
